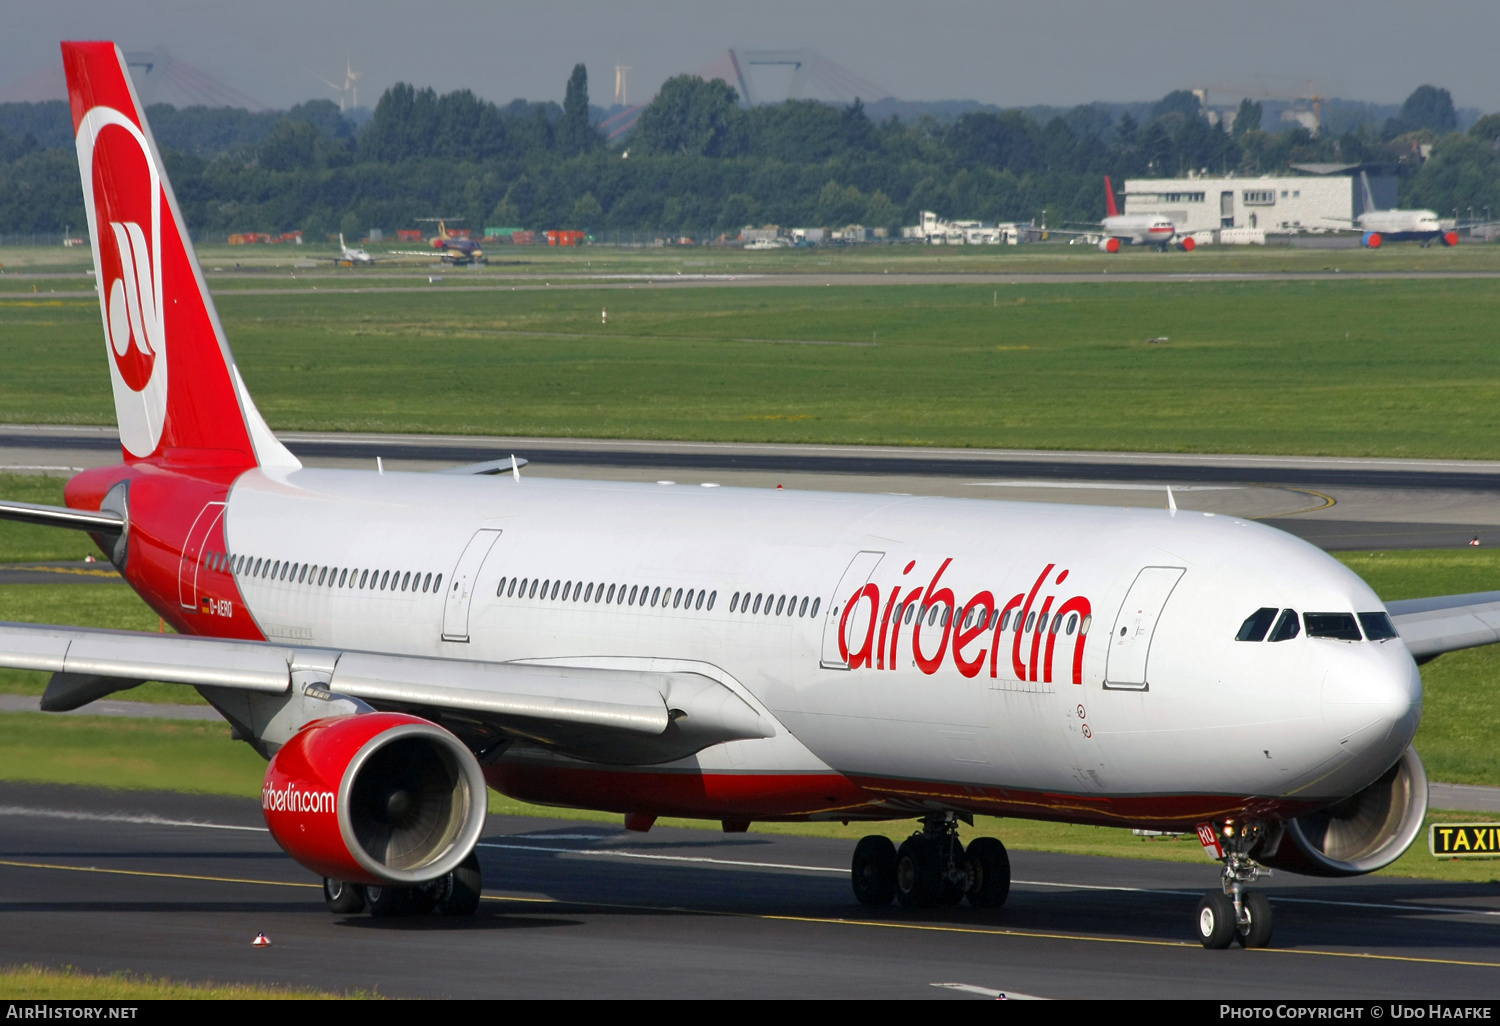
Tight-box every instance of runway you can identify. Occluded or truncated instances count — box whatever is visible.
[5,425,1500,552]
[8,269,1500,296]
[2,783,1498,999]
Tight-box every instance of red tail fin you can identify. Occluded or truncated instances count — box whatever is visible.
[1104,176,1120,219]
[61,42,297,469]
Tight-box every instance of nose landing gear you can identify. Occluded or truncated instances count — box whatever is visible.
[851,814,1011,909]
[1196,820,1274,949]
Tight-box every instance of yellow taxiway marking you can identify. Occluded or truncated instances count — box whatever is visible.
[756,913,1500,970]
[1255,487,1336,519]
[0,858,318,890]
[5,565,121,578]
[3,858,1497,970]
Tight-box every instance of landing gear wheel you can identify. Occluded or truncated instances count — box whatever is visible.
[895,836,942,908]
[1238,890,1273,949]
[322,878,365,915]
[851,835,897,906]
[1197,891,1236,949]
[938,837,966,906]
[365,884,418,918]
[435,852,483,917]
[963,837,1011,908]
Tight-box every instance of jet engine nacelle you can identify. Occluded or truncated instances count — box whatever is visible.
[1177,236,1196,252]
[1443,230,1460,247]
[1099,237,1121,253]
[1362,231,1383,248]
[1258,747,1428,877]
[262,711,487,886]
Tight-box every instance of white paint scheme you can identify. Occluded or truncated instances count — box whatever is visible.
[337,233,374,264]
[219,467,1421,817]
[1099,212,1179,247]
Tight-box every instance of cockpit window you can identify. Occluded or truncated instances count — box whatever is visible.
[1305,612,1362,641]
[1236,607,1278,642]
[1358,612,1399,641]
[1268,609,1301,642]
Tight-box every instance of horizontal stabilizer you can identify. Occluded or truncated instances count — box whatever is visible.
[0,499,123,534]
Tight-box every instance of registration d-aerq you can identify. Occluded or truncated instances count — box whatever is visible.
[6,41,1498,948]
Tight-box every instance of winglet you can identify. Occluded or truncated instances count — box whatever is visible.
[1166,486,1177,513]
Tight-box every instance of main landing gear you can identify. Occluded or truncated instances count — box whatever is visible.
[1196,820,1274,949]
[851,813,1010,909]
[322,851,483,919]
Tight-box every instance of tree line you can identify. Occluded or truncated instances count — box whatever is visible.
[0,69,1495,240]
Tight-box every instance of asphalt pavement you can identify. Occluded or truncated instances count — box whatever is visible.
[2,782,1498,999]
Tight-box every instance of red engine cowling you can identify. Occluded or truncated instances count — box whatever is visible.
[1178,236,1196,252]
[262,712,487,886]
[1099,237,1121,253]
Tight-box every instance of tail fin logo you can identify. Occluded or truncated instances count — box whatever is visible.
[76,105,168,457]
[105,220,160,389]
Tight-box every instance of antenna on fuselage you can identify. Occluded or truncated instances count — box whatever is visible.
[511,454,521,482]
[1166,486,1177,513]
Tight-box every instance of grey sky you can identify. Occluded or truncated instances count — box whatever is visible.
[5,1,1498,113]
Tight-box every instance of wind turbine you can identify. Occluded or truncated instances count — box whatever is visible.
[316,55,361,111]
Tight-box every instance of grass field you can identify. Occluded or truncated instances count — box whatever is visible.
[0,964,351,999]
[4,277,1500,458]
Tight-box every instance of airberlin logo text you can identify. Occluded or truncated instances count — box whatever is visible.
[262,782,336,815]
[837,559,1092,685]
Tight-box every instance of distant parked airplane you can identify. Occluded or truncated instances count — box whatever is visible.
[389,220,487,266]
[1348,172,1457,248]
[1055,178,1192,252]
[334,233,373,265]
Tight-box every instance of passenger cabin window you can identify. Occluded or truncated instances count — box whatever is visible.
[1236,607,1279,642]
[1305,612,1362,641]
[1268,609,1301,642]
[1359,612,1398,641]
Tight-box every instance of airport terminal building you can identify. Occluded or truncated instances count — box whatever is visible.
[1122,166,1398,235]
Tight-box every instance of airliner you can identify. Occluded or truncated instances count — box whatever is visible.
[1061,178,1191,253]
[1351,171,1458,248]
[3,42,1496,948]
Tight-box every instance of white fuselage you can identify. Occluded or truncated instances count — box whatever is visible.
[214,469,1421,824]
[1358,209,1442,235]
[1103,214,1177,246]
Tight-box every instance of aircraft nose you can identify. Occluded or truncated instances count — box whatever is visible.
[1322,647,1423,752]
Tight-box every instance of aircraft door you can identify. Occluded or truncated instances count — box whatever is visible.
[820,550,884,669]
[1220,191,1235,228]
[441,528,504,642]
[1104,566,1185,690]
[177,502,225,610]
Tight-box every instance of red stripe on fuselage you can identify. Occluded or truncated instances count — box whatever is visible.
[487,761,884,821]
[485,759,1325,829]
[845,773,1324,830]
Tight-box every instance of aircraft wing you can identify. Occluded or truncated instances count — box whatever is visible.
[1387,591,1500,661]
[0,620,772,764]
